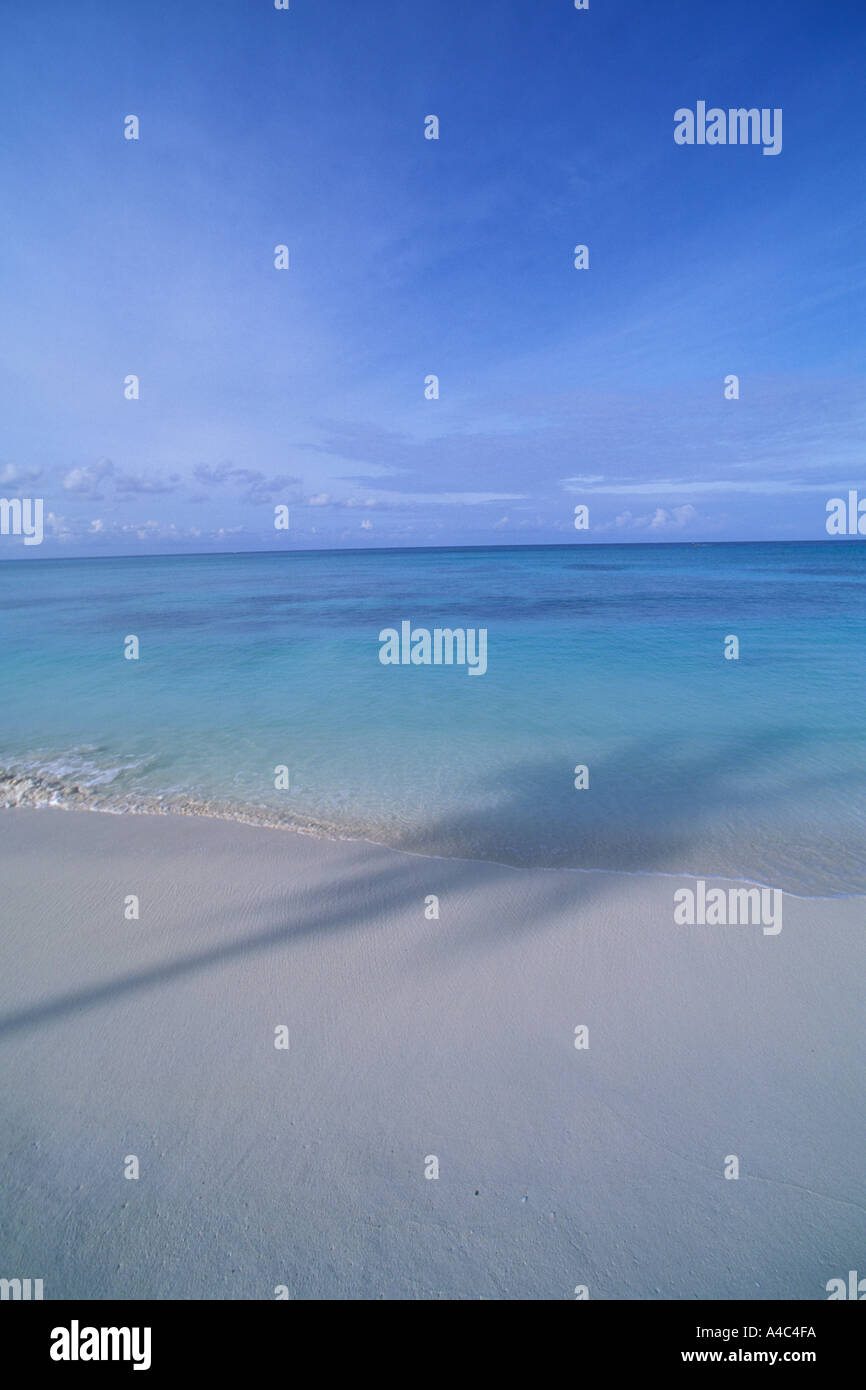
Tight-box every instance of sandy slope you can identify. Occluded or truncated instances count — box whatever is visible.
[0,806,863,1300]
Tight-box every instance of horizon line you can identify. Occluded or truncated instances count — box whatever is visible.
[0,537,860,564]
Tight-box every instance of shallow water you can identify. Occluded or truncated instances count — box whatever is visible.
[1,541,864,895]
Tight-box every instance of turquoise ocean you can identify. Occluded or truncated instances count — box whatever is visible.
[1,542,863,896]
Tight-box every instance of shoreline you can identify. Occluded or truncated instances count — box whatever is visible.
[0,790,860,904]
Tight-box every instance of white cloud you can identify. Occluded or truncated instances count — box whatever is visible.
[371,491,527,505]
[62,459,114,496]
[0,462,42,491]
[562,476,843,497]
[45,511,72,539]
[600,504,699,533]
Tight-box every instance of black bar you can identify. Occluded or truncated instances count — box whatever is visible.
[3,1298,860,1375]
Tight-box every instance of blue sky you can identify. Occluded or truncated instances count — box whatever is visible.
[0,0,863,556]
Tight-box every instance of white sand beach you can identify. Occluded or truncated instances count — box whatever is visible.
[0,806,863,1300]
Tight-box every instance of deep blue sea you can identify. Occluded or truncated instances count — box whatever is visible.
[1,542,863,895]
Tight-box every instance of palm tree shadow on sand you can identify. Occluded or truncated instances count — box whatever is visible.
[0,720,858,1041]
